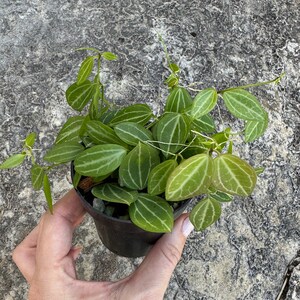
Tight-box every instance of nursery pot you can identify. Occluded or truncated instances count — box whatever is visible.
[71,164,191,257]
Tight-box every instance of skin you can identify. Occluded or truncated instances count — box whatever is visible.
[12,189,194,300]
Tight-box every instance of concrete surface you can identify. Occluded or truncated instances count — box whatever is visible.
[0,0,299,299]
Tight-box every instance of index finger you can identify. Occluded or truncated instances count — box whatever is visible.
[35,189,86,268]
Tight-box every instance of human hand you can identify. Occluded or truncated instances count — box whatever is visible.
[13,189,194,300]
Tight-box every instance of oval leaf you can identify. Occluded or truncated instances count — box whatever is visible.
[102,52,118,61]
[212,154,257,196]
[192,114,215,133]
[77,56,94,84]
[114,122,153,146]
[164,87,193,113]
[190,88,218,119]
[190,197,221,231]
[109,104,153,127]
[244,112,268,142]
[148,159,178,196]
[92,183,138,205]
[66,80,94,111]
[75,144,127,177]
[209,191,232,202]
[129,194,173,233]
[44,142,85,164]
[55,116,85,144]
[119,142,160,190]
[166,153,213,201]
[156,112,191,158]
[0,153,26,169]
[86,120,127,146]
[31,165,45,190]
[25,132,37,148]
[222,89,266,121]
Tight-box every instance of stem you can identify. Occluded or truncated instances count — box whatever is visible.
[218,73,285,94]
[158,34,172,68]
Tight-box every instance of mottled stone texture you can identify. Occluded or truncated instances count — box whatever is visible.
[0,0,299,299]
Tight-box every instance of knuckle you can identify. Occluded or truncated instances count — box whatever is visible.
[160,242,181,268]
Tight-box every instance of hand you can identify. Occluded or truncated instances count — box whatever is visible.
[12,189,194,300]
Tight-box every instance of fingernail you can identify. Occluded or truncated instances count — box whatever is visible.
[182,216,194,237]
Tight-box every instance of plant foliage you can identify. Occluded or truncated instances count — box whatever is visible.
[0,45,284,233]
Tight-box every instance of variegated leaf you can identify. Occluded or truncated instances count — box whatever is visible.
[74,144,127,177]
[222,89,265,121]
[148,159,178,196]
[164,87,193,113]
[44,142,85,164]
[114,122,153,146]
[119,142,160,190]
[156,112,191,158]
[190,88,218,119]
[190,197,221,231]
[77,56,94,84]
[92,183,138,205]
[55,116,85,144]
[66,80,95,111]
[86,120,127,146]
[244,112,268,142]
[30,164,45,190]
[109,104,153,126]
[212,154,257,196]
[192,114,216,133]
[166,153,213,201]
[129,193,173,233]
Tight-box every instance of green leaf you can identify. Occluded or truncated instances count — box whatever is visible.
[99,108,119,124]
[169,63,180,73]
[109,104,153,127]
[44,142,85,164]
[129,193,173,233]
[180,136,208,158]
[55,116,85,144]
[102,52,118,61]
[148,159,178,196]
[191,114,215,133]
[244,112,268,142]
[43,173,53,213]
[25,132,36,148]
[114,122,153,146]
[166,153,213,201]
[30,165,45,190]
[209,191,232,202]
[72,171,81,188]
[165,74,179,88]
[77,56,94,84]
[74,144,127,177]
[0,153,26,169]
[156,112,191,158]
[212,128,231,151]
[190,88,218,119]
[89,84,101,120]
[78,115,91,138]
[222,89,266,121]
[212,154,257,196]
[190,197,221,231]
[92,183,138,205]
[66,80,95,111]
[119,142,160,190]
[86,120,127,146]
[164,87,193,113]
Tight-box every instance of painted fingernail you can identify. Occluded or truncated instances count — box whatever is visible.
[182,216,194,237]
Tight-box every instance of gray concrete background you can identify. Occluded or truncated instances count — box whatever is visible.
[0,0,299,299]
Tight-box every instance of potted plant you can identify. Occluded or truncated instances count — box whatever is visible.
[0,43,284,257]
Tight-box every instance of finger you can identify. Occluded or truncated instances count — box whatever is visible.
[35,189,86,269]
[12,225,40,282]
[127,214,194,297]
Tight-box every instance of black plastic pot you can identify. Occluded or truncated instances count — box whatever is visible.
[71,164,191,257]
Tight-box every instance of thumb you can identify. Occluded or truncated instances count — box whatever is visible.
[128,213,194,296]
